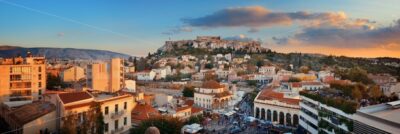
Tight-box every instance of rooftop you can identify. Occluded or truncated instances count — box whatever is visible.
[256,87,300,105]
[354,101,400,133]
[7,102,55,126]
[58,91,93,104]
[131,103,160,122]
[201,80,224,89]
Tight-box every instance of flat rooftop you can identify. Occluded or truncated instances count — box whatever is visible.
[354,101,400,133]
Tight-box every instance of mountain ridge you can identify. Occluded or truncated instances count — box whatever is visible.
[0,45,132,60]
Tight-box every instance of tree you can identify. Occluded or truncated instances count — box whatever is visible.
[60,102,104,134]
[130,116,184,134]
[47,73,67,90]
[288,77,301,82]
[246,80,258,87]
[369,85,382,99]
[299,66,310,74]
[186,115,204,124]
[205,63,214,69]
[352,87,362,101]
[182,86,195,97]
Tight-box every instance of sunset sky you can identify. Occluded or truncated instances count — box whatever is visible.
[1,0,400,57]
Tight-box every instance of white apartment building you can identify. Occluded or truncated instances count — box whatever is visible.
[136,70,156,81]
[151,68,168,80]
[299,95,353,134]
[0,55,46,107]
[258,66,276,75]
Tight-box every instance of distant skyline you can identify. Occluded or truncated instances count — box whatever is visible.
[1,0,400,57]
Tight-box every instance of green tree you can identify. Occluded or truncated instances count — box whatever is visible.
[288,77,301,82]
[182,86,195,97]
[60,102,104,134]
[47,73,67,90]
[186,115,204,124]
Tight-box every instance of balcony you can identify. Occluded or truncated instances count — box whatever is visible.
[299,111,318,126]
[300,102,318,114]
[110,110,125,119]
[111,127,125,134]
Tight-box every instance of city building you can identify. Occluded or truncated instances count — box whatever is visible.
[0,54,46,107]
[253,87,300,127]
[86,58,125,93]
[353,100,400,134]
[62,66,85,82]
[194,81,232,110]
[131,102,160,126]
[299,91,354,134]
[259,66,276,75]
[51,91,134,134]
[135,70,156,81]
[0,101,56,134]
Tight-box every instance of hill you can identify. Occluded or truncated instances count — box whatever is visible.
[0,45,131,60]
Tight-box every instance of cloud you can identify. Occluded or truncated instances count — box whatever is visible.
[273,19,400,50]
[57,32,65,37]
[248,28,260,33]
[162,26,192,35]
[182,6,352,29]
[224,34,260,42]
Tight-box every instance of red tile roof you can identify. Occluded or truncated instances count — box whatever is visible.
[58,91,93,104]
[7,102,55,126]
[64,101,93,110]
[191,106,204,114]
[185,100,194,106]
[257,89,300,105]
[202,80,224,89]
[131,103,160,121]
[291,82,302,88]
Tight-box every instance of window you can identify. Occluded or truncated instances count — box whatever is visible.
[104,123,109,132]
[39,90,42,95]
[115,104,118,112]
[124,117,127,125]
[105,107,109,115]
[38,66,42,72]
[114,120,119,130]
[38,82,42,88]
[38,74,42,80]
[124,102,127,110]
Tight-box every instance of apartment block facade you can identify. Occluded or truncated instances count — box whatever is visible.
[0,55,46,107]
[299,96,353,134]
[87,58,124,92]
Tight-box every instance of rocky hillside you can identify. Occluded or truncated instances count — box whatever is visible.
[0,45,131,60]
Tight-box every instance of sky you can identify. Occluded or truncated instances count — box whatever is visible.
[1,0,400,57]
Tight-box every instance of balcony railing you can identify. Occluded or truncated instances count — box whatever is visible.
[110,110,125,119]
[111,127,124,134]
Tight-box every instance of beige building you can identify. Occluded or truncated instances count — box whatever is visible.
[194,81,232,110]
[51,91,134,134]
[87,58,124,92]
[0,101,56,134]
[62,66,85,82]
[0,55,46,107]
